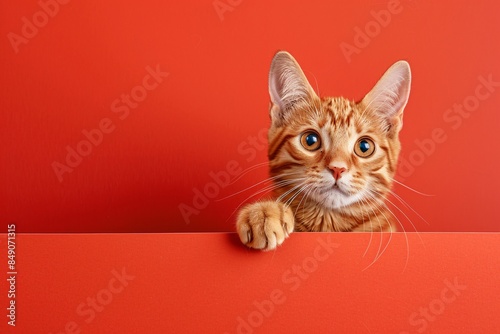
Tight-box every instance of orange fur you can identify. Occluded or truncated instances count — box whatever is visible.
[236,51,411,250]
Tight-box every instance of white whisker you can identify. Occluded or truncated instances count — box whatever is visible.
[368,190,410,272]
[227,161,270,186]
[225,177,306,224]
[361,194,392,271]
[294,184,314,217]
[391,178,434,197]
[390,190,430,227]
[217,172,304,201]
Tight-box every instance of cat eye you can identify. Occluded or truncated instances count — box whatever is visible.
[354,137,375,158]
[300,131,321,151]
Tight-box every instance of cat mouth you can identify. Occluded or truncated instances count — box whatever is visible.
[331,183,348,195]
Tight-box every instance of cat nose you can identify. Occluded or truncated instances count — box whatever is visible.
[329,166,347,180]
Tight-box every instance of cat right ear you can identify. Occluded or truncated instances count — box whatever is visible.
[268,51,318,125]
[361,60,411,134]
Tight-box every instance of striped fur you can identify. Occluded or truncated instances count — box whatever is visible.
[236,51,410,250]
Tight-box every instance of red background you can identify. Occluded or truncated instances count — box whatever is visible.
[1,233,499,333]
[1,0,499,232]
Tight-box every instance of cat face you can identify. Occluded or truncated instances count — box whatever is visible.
[267,52,411,210]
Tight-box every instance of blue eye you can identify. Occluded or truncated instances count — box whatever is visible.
[306,134,318,146]
[354,137,375,157]
[300,131,321,151]
[359,140,370,153]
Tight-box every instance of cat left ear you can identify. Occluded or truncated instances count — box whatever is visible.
[361,61,411,134]
[268,51,318,126]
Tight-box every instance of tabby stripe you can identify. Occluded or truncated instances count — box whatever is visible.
[317,114,327,128]
[268,128,286,157]
[269,133,294,161]
[271,163,304,175]
[379,145,394,173]
[370,156,386,168]
[371,219,391,232]
[313,151,326,165]
[287,145,304,162]
[345,107,353,127]
[271,161,303,171]
[372,175,390,188]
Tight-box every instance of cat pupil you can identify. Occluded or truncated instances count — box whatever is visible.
[360,140,370,152]
[306,134,317,146]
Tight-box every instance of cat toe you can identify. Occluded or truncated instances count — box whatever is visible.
[236,201,295,251]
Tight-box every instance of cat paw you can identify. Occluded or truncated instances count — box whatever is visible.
[236,201,294,251]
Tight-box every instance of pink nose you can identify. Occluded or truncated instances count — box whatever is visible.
[330,166,346,180]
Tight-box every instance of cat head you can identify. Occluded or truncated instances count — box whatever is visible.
[267,51,411,209]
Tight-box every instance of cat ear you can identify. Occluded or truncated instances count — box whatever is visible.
[268,51,318,125]
[361,60,411,133]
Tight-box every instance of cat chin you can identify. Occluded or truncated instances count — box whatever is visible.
[313,187,365,210]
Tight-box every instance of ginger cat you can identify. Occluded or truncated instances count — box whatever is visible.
[236,51,411,250]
